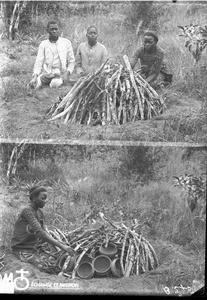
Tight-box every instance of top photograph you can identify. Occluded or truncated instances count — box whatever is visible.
[0,0,206,143]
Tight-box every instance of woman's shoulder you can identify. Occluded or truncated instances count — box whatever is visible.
[133,46,144,56]
[20,206,35,216]
[16,206,35,222]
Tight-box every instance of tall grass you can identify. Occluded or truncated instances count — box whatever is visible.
[1,146,205,251]
[3,1,207,94]
[0,146,205,290]
[1,2,207,142]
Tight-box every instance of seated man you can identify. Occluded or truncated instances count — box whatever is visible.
[130,31,172,88]
[11,185,74,274]
[29,20,75,89]
[75,26,108,76]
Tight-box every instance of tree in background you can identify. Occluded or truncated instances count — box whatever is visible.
[1,1,65,39]
[1,1,29,40]
[126,1,160,33]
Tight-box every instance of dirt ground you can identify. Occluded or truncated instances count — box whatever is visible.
[0,184,205,295]
[0,42,204,143]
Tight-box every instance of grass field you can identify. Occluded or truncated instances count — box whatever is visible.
[0,2,206,294]
[0,143,206,293]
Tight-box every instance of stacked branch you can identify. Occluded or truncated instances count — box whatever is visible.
[48,212,158,278]
[48,55,164,125]
[6,140,27,181]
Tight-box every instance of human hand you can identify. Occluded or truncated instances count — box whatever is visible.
[61,244,75,256]
[80,70,88,77]
[76,68,87,77]
[141,65,148,73]
[62,71,70,84]
[28,76,37,89]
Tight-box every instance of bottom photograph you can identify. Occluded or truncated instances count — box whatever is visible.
[0,142,206,295]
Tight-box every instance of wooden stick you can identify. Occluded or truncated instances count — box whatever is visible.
[78,84,96,124]
[51,60,109,120]
[141,237,159,268]
[133,235,140,275]
[124,242,135,277]
[135,74,159,98]
[69,94,84,124]
[109,94,118,124]
[106,93,111,123]
[64,110,70,123]
[124,239,131,273]
[120,229,128,276]
[52,77,83,115]
[123,55,144,120]
[71,247,89,278]
[113,65,123,122]
[72,237,98,278]
[118,79,124,123]
[101,93,107,125]
[58,254,72,276]
[122,91,127,124]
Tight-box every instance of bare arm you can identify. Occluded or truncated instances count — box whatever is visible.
[145,73,158,84]
[22,208,73,253]
[146,50,164,84]
[66,40,75,75]
[101,45,108,65]
[130,47,142,70]
[75,45,85,75]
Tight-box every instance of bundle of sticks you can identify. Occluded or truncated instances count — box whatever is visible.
[47,212,158,278]
[48,55,164,125]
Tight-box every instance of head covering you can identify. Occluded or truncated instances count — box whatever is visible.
[144,31,159,43]
[29,186,47,200]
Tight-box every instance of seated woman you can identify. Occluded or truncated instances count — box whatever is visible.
[75,25,108,77]
[11,185,74,274]
[130,31,173,89]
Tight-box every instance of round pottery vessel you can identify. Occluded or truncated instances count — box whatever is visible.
[99,242,118,258]
[58,253,75,272]
[111,258,122,278]
[77,262,94,279]
[93,255,111,276]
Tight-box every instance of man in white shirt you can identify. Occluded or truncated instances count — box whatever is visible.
[29,20,75,89]
[75,26,108,76]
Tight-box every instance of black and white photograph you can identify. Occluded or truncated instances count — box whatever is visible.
[0,0,206,296]
[0,0,206,143]
[0,142,206,295]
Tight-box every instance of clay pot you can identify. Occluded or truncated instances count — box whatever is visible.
[58,253,75,272]
[111,258,122,278]
[77,262,94,279]
[93,255,111,276]
[99,242,118,258]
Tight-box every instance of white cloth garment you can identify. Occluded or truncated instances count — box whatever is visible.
[33,37,75,77]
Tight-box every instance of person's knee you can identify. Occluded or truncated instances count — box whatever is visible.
[49,77,63,88]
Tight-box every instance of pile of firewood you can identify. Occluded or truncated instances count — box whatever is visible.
[48,212,159,278]
[47,55,164,125]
